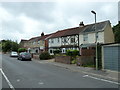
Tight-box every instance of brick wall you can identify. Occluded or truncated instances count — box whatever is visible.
[33,54,39,60]
[55,56,71,64]
[76,56,95,66]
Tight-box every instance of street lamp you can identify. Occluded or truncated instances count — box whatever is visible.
[91,10,98,70]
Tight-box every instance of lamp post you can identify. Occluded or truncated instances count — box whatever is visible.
[91,10,98,70]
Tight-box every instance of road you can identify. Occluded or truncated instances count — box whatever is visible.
[1,54,119,89]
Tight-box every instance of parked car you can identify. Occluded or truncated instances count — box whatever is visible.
[18,52,32,61]
[10,51,18,57]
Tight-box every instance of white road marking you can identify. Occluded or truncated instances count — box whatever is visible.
[38,80,44,85]
[0,68,15,90]
[17,79,20,82]
[82,71,118,80]
[83,74,120,85]
[38,82,44,85]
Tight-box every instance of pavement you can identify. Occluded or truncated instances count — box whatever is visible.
[33,58,120,83]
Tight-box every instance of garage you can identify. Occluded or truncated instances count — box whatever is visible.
[102,44,120,71]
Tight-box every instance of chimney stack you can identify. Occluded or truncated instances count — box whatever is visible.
[79,21,84,27]
[41,32,44,36]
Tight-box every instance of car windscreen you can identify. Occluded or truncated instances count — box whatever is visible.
[23,53,31,55]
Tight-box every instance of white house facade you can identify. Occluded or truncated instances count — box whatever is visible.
[79,20,114,47]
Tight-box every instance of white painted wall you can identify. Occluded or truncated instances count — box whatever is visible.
[49,37,61,47]
[79,32,104,45]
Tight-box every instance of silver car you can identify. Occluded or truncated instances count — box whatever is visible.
[18,52,32,61]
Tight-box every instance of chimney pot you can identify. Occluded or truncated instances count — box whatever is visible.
[79,21,84,27]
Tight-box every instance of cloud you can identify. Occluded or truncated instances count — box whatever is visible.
[0,1,118,43]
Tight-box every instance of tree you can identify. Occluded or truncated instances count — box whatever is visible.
[18,48,27,53]
[112,23,120,43]
[1,40,19,52]
[11,42,19,52]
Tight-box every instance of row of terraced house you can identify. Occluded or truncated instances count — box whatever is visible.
[19,20,115,56]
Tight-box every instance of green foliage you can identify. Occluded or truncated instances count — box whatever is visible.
[1,40,19,52]
[50,55,55,59]
[18,48,27,53]
[53,49,61,55]
[82,64,94,67]
[71,59,77,64]
[39,51,51,60]
[66,49,79,64]
[66,50,79,56]
[112,23,120,43]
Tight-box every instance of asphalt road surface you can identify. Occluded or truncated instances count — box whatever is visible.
[1,54,119,89]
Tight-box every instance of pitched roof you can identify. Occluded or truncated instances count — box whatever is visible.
[38,34,52,41]
[49,20,109,39]
[80,20,109,34]
[28,36,41,41]
[50,26,85,38]
[21,39,28,41]
[19,39,28,43]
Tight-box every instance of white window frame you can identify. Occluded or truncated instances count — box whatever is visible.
[83,34,88,41]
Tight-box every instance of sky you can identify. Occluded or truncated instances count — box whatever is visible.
[0,0,119,43]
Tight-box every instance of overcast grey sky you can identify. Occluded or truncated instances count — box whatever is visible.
[0,0,119,43]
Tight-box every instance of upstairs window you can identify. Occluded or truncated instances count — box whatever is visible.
[57,38,59,43]
[38,41,40,44]
[64,38,67,43]
[51,39,54,43]
[33,42,36,45]
[71,37,75,43]
[83,34,88,41]
[96,32,99,39]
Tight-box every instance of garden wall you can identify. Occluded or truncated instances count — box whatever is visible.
[76,56,95,66]
[33,54,39,60]
[55,56,71,64]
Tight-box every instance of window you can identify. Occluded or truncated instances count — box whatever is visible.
[51,39,54,43]
[71,38,75,43]
[38,41,40,44]
[50,50,53,53]
[96,32,99,39]
[33,42,36,45]
[83,34,88,41]
[57,38,59,43]
[49,40,50,43]
[64,38,67,43]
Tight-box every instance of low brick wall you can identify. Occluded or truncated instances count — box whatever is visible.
[33,54,39,60]
[55,56,71,64]
[76,56,95,66]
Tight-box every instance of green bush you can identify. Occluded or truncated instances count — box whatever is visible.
[18,48,27,53]
[50,55,55,59]
[71,59,77,64]
[53,49,61,55]
[66,50,79,56]
[39,52,51,60]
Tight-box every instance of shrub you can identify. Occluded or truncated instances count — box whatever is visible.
[50,55,55,59]
[66,50,79,57]
[53,49,61,55]
[39,51,51,60]
[18,48,26,53]
[71,59,77,64]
